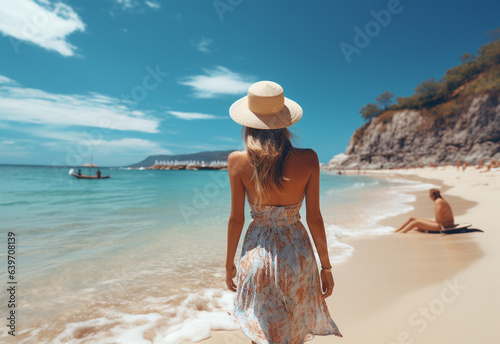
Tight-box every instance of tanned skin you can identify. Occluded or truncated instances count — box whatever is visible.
[395,190,455,233]
[225,148,335,310]
[225,148,335,343]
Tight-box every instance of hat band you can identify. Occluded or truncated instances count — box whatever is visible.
[247,92,285,116]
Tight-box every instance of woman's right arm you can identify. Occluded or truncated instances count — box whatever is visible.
[305,150,331,268]
[305,150,335,298]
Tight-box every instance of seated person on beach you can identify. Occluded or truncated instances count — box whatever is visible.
[480,158,500,173]
[395,188,455,233]
[480,164,492,173]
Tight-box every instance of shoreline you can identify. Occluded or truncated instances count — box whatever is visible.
[201,167,499,344]
[366,172,478,230]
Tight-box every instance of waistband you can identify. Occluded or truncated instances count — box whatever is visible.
[250,210,301,227]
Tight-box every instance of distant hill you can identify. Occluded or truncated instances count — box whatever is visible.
[128,149,238,167]
[326,35,500,170]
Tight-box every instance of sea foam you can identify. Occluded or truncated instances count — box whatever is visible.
[321,176,438,264]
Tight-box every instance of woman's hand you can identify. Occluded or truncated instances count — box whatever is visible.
[226,265,237,292]
[320,269,335,299]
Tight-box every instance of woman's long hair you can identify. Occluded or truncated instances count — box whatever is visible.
[243,127,296,205]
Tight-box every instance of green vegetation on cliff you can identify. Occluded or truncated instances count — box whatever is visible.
[359,31,500,122]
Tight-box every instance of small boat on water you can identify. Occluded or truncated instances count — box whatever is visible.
[69,163,110,180]
[70,173,111,179]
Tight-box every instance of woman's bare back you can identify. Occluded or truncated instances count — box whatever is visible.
[435,198,455,227]
[232,147,315,206]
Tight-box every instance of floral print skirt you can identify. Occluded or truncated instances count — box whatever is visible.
[227,198,342,344]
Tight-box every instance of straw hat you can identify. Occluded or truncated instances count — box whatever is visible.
[229,81,303,129]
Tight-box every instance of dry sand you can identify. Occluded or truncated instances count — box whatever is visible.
[201,167,500,344]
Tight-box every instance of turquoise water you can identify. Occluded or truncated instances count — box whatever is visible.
[0,166,379,274]
[0,165,427,343]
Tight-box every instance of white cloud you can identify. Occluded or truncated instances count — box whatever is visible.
[44,136,171,166]
[192,37,213,53]
[179,66,254,98]
[168,111,225,120]
[0,141,32,159]
[13,124,171,164]
[97,138,170,152]
[145,1,160,9]
[0,75,160,133]
[0,0,85,57]
[21,127,101,143]
[0,76,18,85]
[1,139,15,145]
[114,0,160,11]
[115,0,135,9]
[89,138,172,166]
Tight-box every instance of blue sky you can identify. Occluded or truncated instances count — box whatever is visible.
[0,0,498,166]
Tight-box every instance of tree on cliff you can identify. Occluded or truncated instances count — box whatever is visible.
[477,38,500,67]
[358,91,394,121]
[415,78,446,104]
[376,91,395,110]
[444,37,499,93]
[359,103,380,121]
[460,53,476,64]
[444,61,481,93]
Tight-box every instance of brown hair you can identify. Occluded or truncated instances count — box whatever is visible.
[430,188,442,200]
[243,127,296,205]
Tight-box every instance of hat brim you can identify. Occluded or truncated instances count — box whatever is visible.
[229,96,303,129]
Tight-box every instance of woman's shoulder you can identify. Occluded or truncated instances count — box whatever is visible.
[292,147,317,156]
[291,148,318,164]
[227,150,249,173]
[228,150,248,161]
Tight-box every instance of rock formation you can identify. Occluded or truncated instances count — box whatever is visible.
[326,93,500,170]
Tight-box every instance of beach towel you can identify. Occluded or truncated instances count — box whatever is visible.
[426,223,484,234]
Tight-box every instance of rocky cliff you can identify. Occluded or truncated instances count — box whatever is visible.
[326,93,500,169]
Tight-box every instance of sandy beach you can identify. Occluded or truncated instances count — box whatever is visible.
[201,167,500,344]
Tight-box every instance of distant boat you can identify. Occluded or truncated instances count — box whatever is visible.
[70,173,111,180]
[69,163,110,179]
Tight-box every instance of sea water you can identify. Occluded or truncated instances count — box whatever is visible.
[0,166,435,343]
